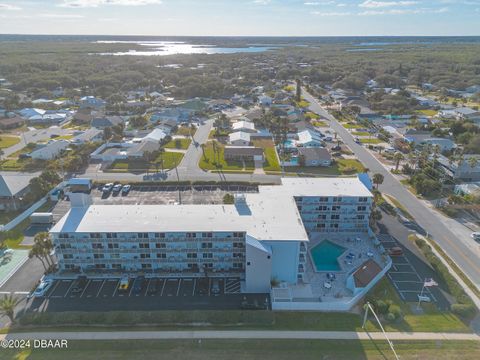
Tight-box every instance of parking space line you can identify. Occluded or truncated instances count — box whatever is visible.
[96,280,106,298]
[112,280,120,297]
[143,279,151,297]
[192,278,196,296]
[47,280,61,298]
[64,280,75,298]
[176,279,181,296]
[128,281,135,297]
[79,280,91,298]
[160,278,166,296]
[208,278,211,296]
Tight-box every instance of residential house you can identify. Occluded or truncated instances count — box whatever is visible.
[91,116,124,129]
[404,130,456,152]
[150,108,192,124]
[224,146,264,162]
[454,182,480,197]
[453,107,480,123]
[0,115,25,130]
[258,95,273,107]
[0,172,39,211]
[143,128,167,143]
[244,108,264,122]
[466,85,480,94]
[29,140,70,160]
[156,119,177,134]
[232,120,256,133]
[79,96,106,110]
[297,129,323,148]
[74,108,94,124]
[71,128,103,144]
[454,155,480,182]
[127,139,161,159]
[229,132,251,146]
[297,148,332,167]
[28,112,67,125]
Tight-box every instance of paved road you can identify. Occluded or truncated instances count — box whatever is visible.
[81,119,281,184]
[302,87,480,291]
[2,330,479,341]
[3,126,72,157]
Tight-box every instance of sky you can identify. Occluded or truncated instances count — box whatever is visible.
[0,0,479,36]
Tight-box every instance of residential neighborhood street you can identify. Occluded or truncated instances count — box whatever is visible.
[302,87,480,292]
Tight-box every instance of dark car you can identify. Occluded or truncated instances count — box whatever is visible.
[132,276,145,295]
[388,247,404,256]
[71,276,88,294]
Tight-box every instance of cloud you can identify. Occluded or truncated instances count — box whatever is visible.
[304,1,335,5]
[311,11,351,15]
[0,3,21,10]
[58,0,162,7]
[252,0,272,4]
[359,0,417,8]
[359,7,449,15]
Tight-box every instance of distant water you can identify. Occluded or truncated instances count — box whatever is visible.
[96,40,277,56]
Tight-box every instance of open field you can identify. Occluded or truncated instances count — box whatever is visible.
[284,158,366,176]
[359,138,384,144]
[2,339,480,360]
[0,135,20,149]
[198,143,254,172]
[252,139,280,172]
[164,138,191,150]
[108,152,184,173]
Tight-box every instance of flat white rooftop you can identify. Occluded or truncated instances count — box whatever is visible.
[51,177,371,242]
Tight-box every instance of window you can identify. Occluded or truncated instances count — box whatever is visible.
[318,214,327,219]
[319,197,329,202]
[108,243,119,249]
[333,197,342,202]
[233,263,243,269]
[110,253,120,259]
[233,253,243,258]
[140,253,150,259]
[95,264,106,269]
[187,253,197,259]
[155,243,166,249]
[59,233,69,239]
[94,254,104,259]
[63,254,73,259]
[186,232,196,238]
[317,206,329,211]
[233,232,244,238]
[90,233,101,239]
[359,197,369,202]
[316,223,326,228]
[141,264,152,269]
[332,205,340,211]
[157,253,166,259]
[112,264,121,270]
[202,232,213,238]
[137,233,148,239]
[154,233,165,238]
[331,214,340,220]
[203,253,213,259]
[357,215,365,220]
[330,223,339,228]
[139,243,149,249]
[233,242,244,248]
[106,233,117,239]
[204,263,213,269]
[92,243,103,249]
[188,263,198,269]
[201,242,213,249]
[357,206,367,211]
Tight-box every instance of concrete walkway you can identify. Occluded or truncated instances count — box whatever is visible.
[2,330,479,341]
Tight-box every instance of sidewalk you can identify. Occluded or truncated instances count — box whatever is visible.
[2,330,480,341]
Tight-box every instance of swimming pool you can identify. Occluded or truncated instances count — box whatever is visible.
[310,241,346,272]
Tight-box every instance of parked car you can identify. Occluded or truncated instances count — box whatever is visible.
[118,276,130,293]
[417,294,431,303]
[121,184,131,195]
[388,247,404,256]
[33,279,53,297]
[132,276,145,295]
[112,184,122,193]
[71,275,88,294]
[102,183,113,193]
[211,279,220,295]
[471,232,480,242]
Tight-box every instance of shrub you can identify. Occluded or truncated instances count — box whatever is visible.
[386,313,396,322]
[451,304,476,318]
[388,304,402,320]
[375,300,389,314]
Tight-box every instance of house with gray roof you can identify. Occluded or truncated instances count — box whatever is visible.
[91,116,124,129]
[0,172,39,211]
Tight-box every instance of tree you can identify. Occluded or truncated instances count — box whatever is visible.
[295,79,302,102]
[201,143,207,161]
[103,127,112,141]
[0,294,21,324]
[372,173,384,189]
[393,152,404,172]
[157,148,165,172]
[468,156,479,169]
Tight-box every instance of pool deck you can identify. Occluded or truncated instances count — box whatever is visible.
[278,232,388,304]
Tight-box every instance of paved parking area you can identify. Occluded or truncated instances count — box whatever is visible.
[378,234,446,306]
[25,276,259,312]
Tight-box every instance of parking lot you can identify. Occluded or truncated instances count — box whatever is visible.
[44,277,242,299]
[378,233,449,309]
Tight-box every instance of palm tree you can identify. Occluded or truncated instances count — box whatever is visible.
[372,173,384,189]
[0,294,21,324]
[31,232,55,270]
[468,156,479,169]
[158,148,165,172]
[0,149,4,171]
[29,244,48,271]
[393,152,404,172]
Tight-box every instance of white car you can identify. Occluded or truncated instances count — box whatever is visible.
[417,294,431,303]
[471,232,480,242]
[112,184,123,193]
[33,280,53,297]
[102,183,113,193]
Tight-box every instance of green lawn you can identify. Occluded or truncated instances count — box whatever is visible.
[312,120,328,127]
[198,143,254,172]
[384,194,414,220]
[352,131,371,136]
[252,139,281,172]
[0,135,20,149]
[337,159,366,174]
[417,109,438,117]
[365,278,469,333]
[164,138,191,150]
[174,126,197,137]
[359,138,384,144]
[305,111,320,120]
[108,152,184,173]
[343,123,363,129]
[284,158,365,176]
[283,85,295,92]
[6,143,37,158]
[295,100,310,108]
[4,339,480,360]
